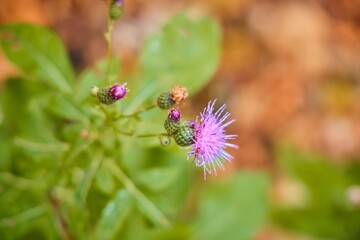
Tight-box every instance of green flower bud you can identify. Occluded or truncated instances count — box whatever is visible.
[91,83,128,105]
[97,87,116,105]
[164,118,181,135]
[157,92,175,110]
[164,108,181,135]
[173,122,194,147]
[109,0,124,20]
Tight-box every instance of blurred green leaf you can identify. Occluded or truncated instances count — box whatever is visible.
[46,94,88,123]
[14,137,69,155]
[0,24,74,93]
[76,57,121,102]
[193,171,269,240]
[135,167,180,192]
[106,160,171,227]
[95,189,133,240]
[1,78,58,142]
[272,145,360,239]
[75,151,103,208]
[95,164,115,195]
[126,13,220,112]
[276,145,348,207]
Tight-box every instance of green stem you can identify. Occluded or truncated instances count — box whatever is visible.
[104,16,114,85]
[0,205,48,227]
[0,172,46,191]
[116,129,168,138]
[106,160,170,228]
[114,103,157,120]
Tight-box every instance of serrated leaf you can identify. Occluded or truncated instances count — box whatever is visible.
[192,172,269,240]
[95,189,133,240]
[0,24,74,93]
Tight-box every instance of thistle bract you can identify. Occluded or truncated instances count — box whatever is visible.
[187,100,238,179]
[157,92,175,110]
[164,109,181,135]
[173,122,194,147]
[109,0,124,20]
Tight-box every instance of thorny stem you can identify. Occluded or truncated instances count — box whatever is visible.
[106,160,171,228]
[104,15,114,85]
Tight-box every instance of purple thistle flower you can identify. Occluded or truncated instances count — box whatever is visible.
[110,83,128,100]
[168,108,181,121]
[187,99,238,179]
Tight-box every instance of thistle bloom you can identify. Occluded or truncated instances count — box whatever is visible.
[187,100,238,179]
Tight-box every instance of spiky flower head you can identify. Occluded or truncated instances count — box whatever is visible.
[109,0,124,20]
[164,108,181,135]
[91,83,128,105]
[187,100,238,179]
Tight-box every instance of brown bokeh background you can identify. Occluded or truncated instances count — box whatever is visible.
[1,1,360,238]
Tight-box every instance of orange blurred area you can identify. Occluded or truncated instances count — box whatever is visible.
[1,0,360,169]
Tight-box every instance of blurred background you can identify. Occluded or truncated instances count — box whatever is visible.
[1,0,360,239]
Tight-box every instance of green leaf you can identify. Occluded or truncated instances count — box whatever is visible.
[135,167,180,192]
[14,137,69,154]
[192,171,269,240]
[0,24,74,93]
[276,145,348,206]
[95,164,115,195]
[126,13,220,112]
[1,78,58,142]
[75,151,103,208]
[46,94,88,123]
[95,189,133,240]
[76,57,121,102]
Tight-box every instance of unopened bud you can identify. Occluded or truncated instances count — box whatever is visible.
[109,0,124,20]
[157,92,175,110]
[173,122,194,147]
[91,83,128,105]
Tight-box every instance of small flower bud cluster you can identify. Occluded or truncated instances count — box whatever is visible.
[163,108,194,147]
[91,83,128,105]
[157,85,193,147]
